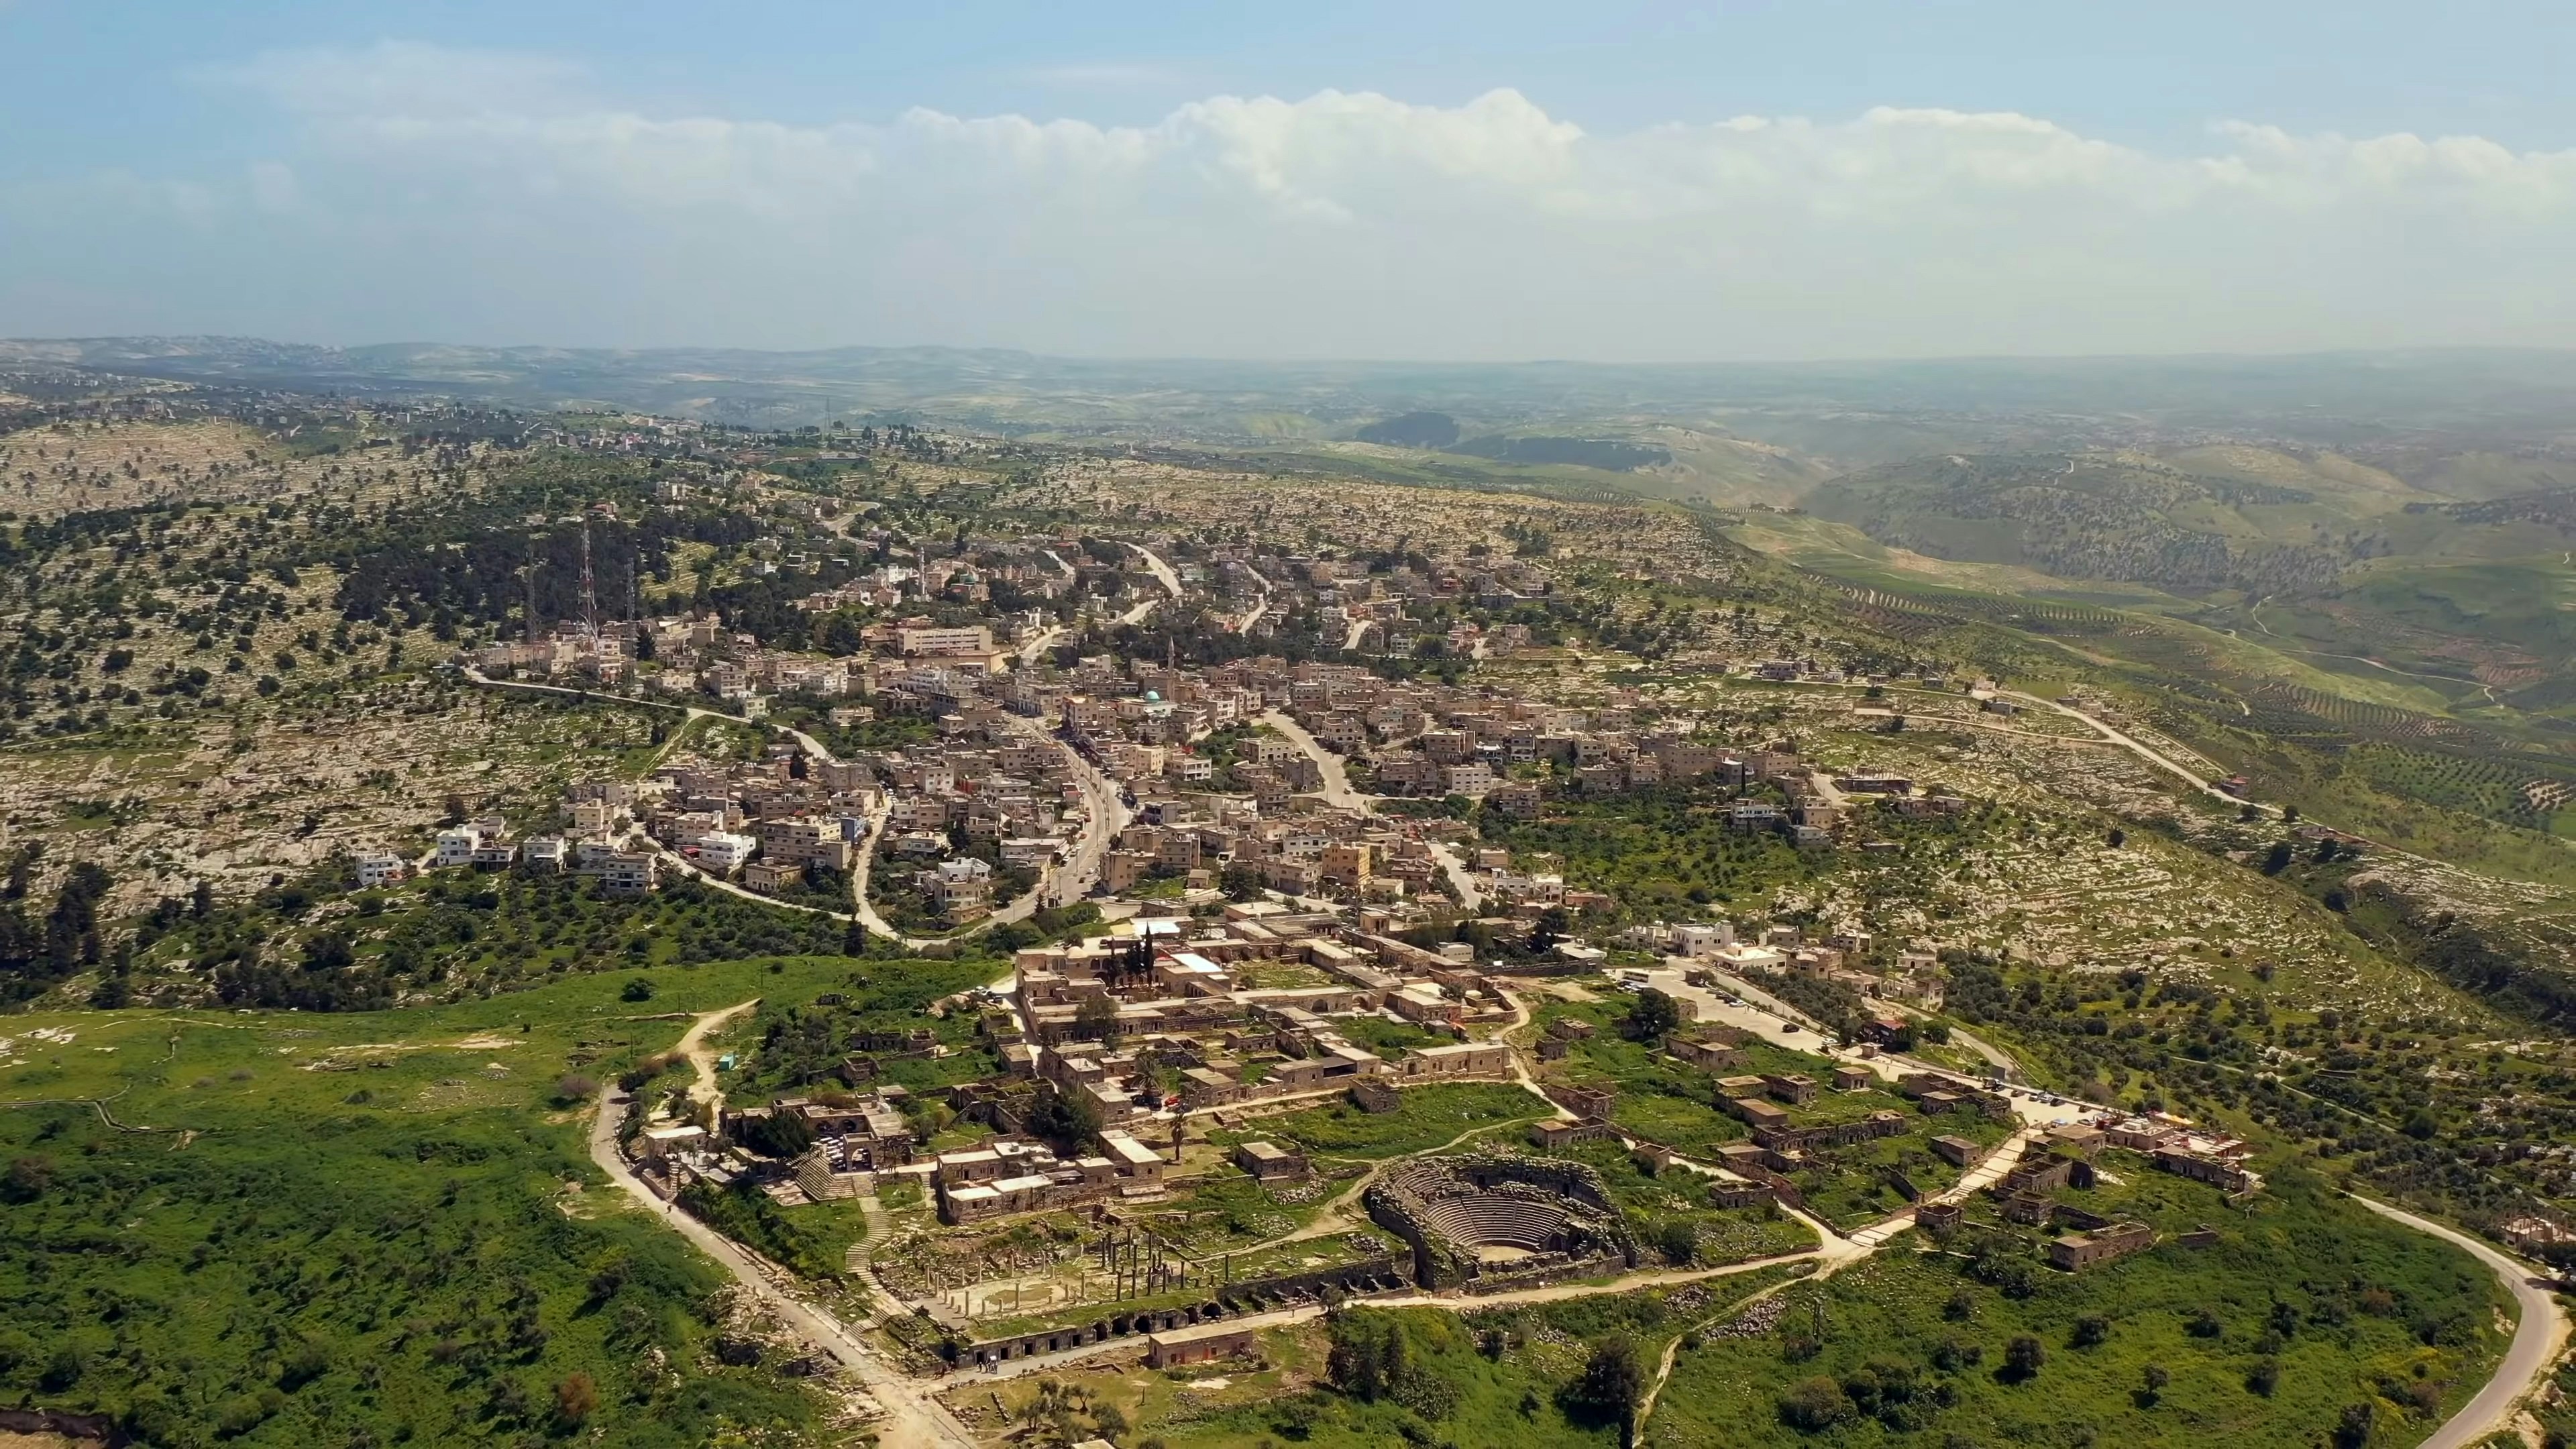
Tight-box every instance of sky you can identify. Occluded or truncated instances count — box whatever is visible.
[4,0,2576,362]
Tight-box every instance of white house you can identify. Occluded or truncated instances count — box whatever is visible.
[1672,922,1735,958]
[696,832,758,871]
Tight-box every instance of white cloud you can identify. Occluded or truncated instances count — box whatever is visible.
[21,40,2576,357]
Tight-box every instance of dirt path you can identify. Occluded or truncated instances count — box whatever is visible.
[1491,985,1567,1116]
[1635,1265,1816,1428]
[676,998,761,1108]
[588,1005,976,1448]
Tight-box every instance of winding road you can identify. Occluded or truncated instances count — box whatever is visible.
[2353,1195,2567,1449]
[1258,708,1488,908]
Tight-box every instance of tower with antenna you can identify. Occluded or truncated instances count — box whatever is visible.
[580,523,599,639]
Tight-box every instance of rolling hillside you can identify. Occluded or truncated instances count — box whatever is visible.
[1804,451,2354,594]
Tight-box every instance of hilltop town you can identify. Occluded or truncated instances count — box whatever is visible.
[2,394,2570,1449]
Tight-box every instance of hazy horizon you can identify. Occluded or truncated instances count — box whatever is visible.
[22,334,2576,373]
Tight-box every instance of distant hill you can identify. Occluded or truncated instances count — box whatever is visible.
[1349,413,1672,472]
[14,337,2576,455]
[1806,451,2350,593]
[1355,411,1460,447]
[1450,435,1671,470]
[2413,487,2576,529]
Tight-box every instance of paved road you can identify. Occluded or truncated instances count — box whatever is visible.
[1014,624,1069,665]
[1259,709,1367,811]
[1049,734,1131,906]
[2351,1195,2569,1449]
[1259,708,1485,906]
[1425,838,1487,910]
[1230,561,1275,634]
[1128,541,1183,601]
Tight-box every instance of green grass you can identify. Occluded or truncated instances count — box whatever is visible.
[1530,1000,2000,1208]
[1556,1140,1819,1265]
[1211,1083,1546,1161]
[1644,1163,2510,1448]
[1155,1267,1813,1449]
[1334,1014,1453,1061]
[0,954,907,1446]
[1140,1168,1338,1253]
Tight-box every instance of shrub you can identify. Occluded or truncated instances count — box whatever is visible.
[1656,1219,1699,1267]
[278,1336,331,1390]
[1564,1333,1645,1428]
[2002,1335,2045,1382]
[1778,1375,1854,1430]
[553,1373,598,1428]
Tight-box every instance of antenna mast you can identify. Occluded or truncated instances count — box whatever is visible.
[580,524,598,638]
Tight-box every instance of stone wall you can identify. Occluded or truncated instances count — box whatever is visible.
[953,1255,1406,1367]
[1365,1151,1636,1289]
